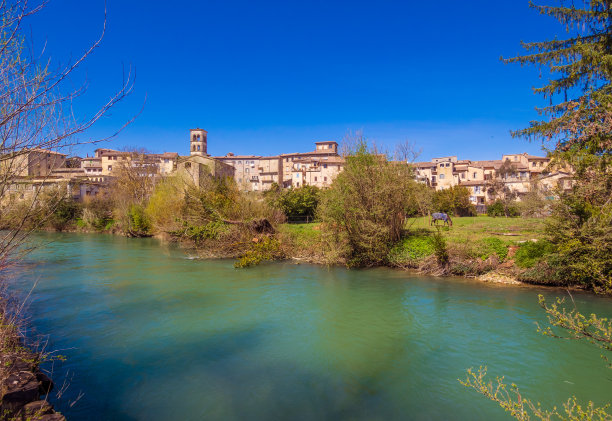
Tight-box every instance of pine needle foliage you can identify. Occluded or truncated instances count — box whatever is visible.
[504,1,612,156]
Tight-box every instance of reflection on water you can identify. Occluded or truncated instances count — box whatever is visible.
[9,233,612,421]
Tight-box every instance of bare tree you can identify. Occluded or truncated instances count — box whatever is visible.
[0,0,136,267]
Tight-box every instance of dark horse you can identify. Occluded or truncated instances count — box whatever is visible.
[430,212,453,227]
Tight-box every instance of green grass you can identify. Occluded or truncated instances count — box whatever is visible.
[278,216,548,268]
[278,223,322,249]
[405,215,547,243]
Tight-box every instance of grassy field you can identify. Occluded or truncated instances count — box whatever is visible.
[280,216,547,245]
[278,216,548,268]
[405,215,547,243]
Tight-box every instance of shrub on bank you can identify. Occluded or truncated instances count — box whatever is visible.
[514,240,555,268]
[477,237,508,261]
[486,200,520,217]
[388,235,435,267]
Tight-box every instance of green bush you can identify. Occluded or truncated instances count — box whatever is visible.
[235,237,283,268]
[266,185,320,219]
[432,229,449,264]
[127,204,151,236]
[388,236,435,266]
[515,240,555,268]
[49,198,81,231]
[432,185,476,216]
[174,220,228,244]
[478,237,508,261]
[487,200,520,217]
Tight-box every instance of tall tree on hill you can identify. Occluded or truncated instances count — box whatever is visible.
[504,0,612,160]
[505,1,612,293]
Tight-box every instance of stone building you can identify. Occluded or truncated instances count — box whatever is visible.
[214,140,344,191]
[412,152,572,206]
[0,149,67,178]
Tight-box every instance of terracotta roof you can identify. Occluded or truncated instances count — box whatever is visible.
[412,162,437,168]
[214,155,262,160]
[459,180,486,186]
[470,160,503,169]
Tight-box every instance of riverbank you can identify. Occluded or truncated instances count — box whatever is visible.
[18,213,597,294]
[0,301,64,420]
[277,215,558,288]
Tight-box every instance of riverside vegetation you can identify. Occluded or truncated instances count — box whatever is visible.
[2,134,606,294]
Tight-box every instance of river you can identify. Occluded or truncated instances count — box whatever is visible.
[9,233,612,420]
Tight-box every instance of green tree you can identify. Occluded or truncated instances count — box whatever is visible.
[505,1,612,293]
[266,185,320,220]
[432,185,475,217]
[318,135,418,267]
[504,1,612,157]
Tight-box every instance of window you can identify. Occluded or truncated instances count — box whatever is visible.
[445,163,450,167]
[192,135,196,141]
[328,145,332,149]
[314,177,318,181]
[164,159,169,163]
[324,177,327,182]
[323,164,327,169]
[474,186,481,193]
[108,165,112,171]
[197,134,201,140]
[532,162,536,167]
[296,173,300,178]
[439,174,445,179]
[245,168,249,173]
[237,161,242,165]
[473,172,477,178]
[192,145,196,151]
[439,163,444,167]
[432,176,436,182]
[197,145,200,151]
[461,173,465,179]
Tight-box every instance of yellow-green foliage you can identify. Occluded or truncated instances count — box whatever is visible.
[234,237,283,268]
[145,176,186,233]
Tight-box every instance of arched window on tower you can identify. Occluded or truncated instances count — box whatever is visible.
[197,145,200,151]
[197,134,201,140]
[192,145,196,151]
[192,135,196,141]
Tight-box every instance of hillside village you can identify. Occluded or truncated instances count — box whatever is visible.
[1,128,573,209]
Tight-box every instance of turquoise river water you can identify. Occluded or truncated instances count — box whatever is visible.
[8,233,612,420]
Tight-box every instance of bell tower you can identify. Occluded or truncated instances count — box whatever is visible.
[190,128,208,156]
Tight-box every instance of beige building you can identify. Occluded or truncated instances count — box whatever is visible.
[280,141,340,188]
[214,140,344,191]
[1,149,67,178]
[412,152,566,207]
[289,155,344,188]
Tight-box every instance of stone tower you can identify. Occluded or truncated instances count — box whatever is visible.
[190,128,208,156]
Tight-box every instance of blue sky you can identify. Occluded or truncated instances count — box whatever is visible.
[28,0,565,160]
